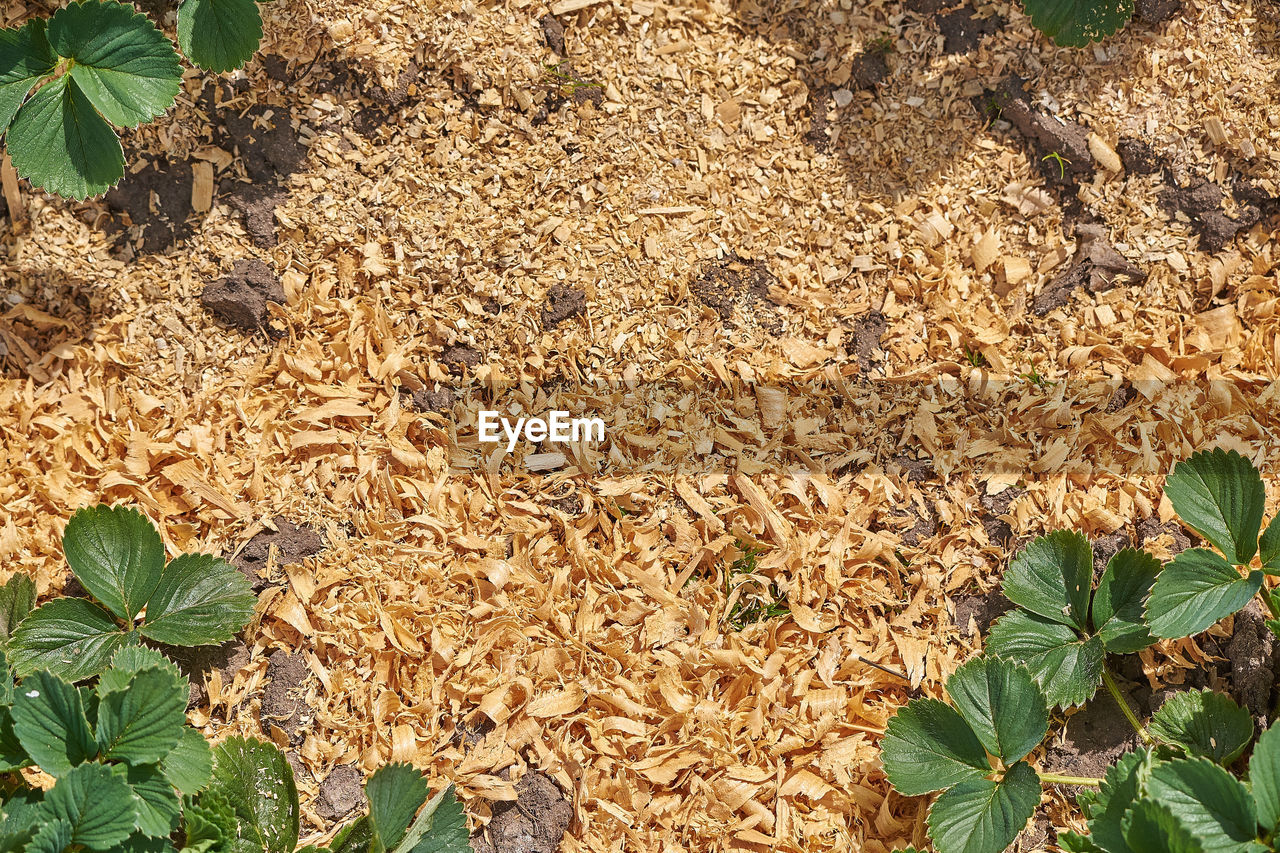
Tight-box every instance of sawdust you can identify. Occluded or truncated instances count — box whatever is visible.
[0,0,1278,850]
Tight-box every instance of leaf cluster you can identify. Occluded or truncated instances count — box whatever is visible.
[1016,0,1134,47]
[3,504,256,683]
[882,449,1280,853]
[0,0,268,200]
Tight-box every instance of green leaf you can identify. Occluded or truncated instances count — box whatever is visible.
[0,573,37,647]
[7,74,124,199]
[0,706,30,771]
[1001,530,1092,630]
[104,833,178,853]
[23,819,72,853]
[927,760,1040,853]
[10,669,97,775]
[1248,725,1280,833]
[1146,550,1262,639]
[96,665,187,764]
[0,19,57,132]
[204,736,299,853]
[1092,548,1161,653]
[1259,515,1280,573]
[178,0,264,73]
[1149,690,1253,765]
[1078,749,1154,853]
[366,762,429,851]
[140,554,257,647]
[1165,449,1266,566]
[945,656,1047,764]
[47,0,181,127]
[1122,799,1205,853]
[124,763,181,837]
[62,505,165,622]
[1017,0,1134,46]
[39,762,137,847]
[0,789,45,851]
[1058,832,1105,853]
[8,598,128,682]
[396,785,470,853]
[162,726,214,795]
[109,644,182,679]
[987,610,1104,708]
[880,697,991,797]
[1145,757,1258,851]
[329,817,374,853]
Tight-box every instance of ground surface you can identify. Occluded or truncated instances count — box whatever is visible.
[1,0,1280,850]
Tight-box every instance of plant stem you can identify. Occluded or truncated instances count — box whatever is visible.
[1102,668,1153,745]
[1259,586,1280,619]
[1039,772,1102,786]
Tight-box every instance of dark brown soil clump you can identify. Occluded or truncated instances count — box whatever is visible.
[541,284,587,328]
[231,517,326,591]
[471,772,573,853]
[200,259,286,332]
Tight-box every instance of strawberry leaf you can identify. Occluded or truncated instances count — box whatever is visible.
[61,505,164,623]
[926,760,1040,853]
[1146,549,1262,639]
[139,553,256,646]
[7,598,128,682]
[1002,530,1092,630]
[1145,757,1258,851]
[0,18,56,131]
[10,669,98,775]
[204,736,299,853]
[37,762,137,847]
[124,763,181,837]
[178,0,264,73]
[0,572,36,647]
[987,609,1104,708]
[1078,749,1154,853]
[48,0,181,128]
[1122,799,1205,853]
[365,762,429,850]
[881,698,990,796]
[1164,448,1265,566]
[1092,548,1160,653]
[161,726,213,795]
[1249,725,1280,834]
[396,784,470,853]
[945,656,1047,764]
[1016,0,1133,46]
[1260,515,1280,573]
[95,665,187,764]
[1149,689,1253,765]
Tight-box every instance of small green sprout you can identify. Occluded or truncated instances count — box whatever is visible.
[1042,150,1070,180]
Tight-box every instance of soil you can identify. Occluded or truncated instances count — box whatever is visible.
[690,255,782,334]
[317,764,365,821]
[222,186,288,249]
[984,77,1094,188]
[260,649,314,744]
[846,310,887,372]
[104,156,195,255]
[1159,177,1261,252]
[551,493,584,516]
[470,771,574,853]
[890,453,936,483]
[440,344,484,374]
[1225,601,1276,722]
[407,385,457,414]
[1044,690,1144,780]
[540,284,587,328]
[231,517,326,591]
[540,15,566,54]
[905,0,959,14]
[1032,224,1145,316]
[1105,382,1139,413]
[1117,137,1161,175]
[901,500,938,548]
[805,85,833,153]
[851,50,889,89]
[200,259,287,332]
[977,485,1025,547]
[165,639,252,710]
[937,7,1002,54]
[221,105,307,184]
[949,587,1012,639]
[1134,0,1183,23]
